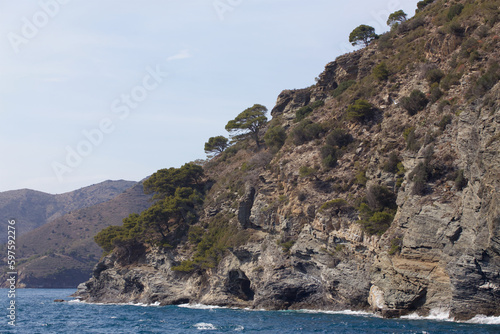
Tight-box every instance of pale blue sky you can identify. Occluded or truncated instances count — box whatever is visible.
[0,0,418,194]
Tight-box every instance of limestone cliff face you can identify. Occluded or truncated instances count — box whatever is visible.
[75,0,500,320]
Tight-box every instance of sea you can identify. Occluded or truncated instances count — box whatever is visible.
[1,289,499,333]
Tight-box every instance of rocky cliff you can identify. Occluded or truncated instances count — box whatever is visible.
[74,0,500,320]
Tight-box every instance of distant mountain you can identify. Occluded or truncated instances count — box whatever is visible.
[0,180,137,241]
[0,182,153,288]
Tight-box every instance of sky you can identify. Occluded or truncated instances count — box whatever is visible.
[0,0,419,194]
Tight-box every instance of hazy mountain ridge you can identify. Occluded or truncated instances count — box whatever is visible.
[0,180,137,239]
[0,181,154,288]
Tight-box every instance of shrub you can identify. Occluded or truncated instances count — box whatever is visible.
[388,237,403,255]
[378,33,393,50]
[438,115,453,131]
[373,62,389,81]
[310,100,325,109]
[295,106,313,122]
[441,71,462,91]
[410,162,428,195]
[299,166,317,178]
[346,99,375,122]
[188,226,205,244]
[447,4,464,21]
[383,152,401,174]
[416,0,434,11]
[429,83,443,103]
[366,212,394,236]
[366,185,397,212]
[277,240,295,253]
[264,125,287,152]
[332,80,356,98]
[326,128,353,148]
[404,127,420,152]
[292,120,324,145]
[321,144,337,160]
[448,21,465,36]
[460,38,479,59]
[355,169,368,186]
[295,100,324,122]
[397,16,425,33]
[298,192,307,202]
[471,63,500,96]
[425,68,445,85]
[320,198,349,212]
[400,90,428,116]
[454,169,467,190]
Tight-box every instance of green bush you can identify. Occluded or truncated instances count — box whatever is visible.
[425,68,445,85]
[471,63,500,96]
[355,169,368,186]
[292,120,324,145]
[366,185,397,212]
[174,214,248,271]
[332,80,356,98]
[188,226,205,244]
[326,128,353,148]
[295,100,324,122]
[441,71,462,91]
[388,237,403,255]
[346,99,375,122]
[299,165,317,178]
[171,260,196,272]
[454,169,467,191]
[404,127,420,152]
[277,240,295,253]
[320,145,338,169]
[400,90,428,116]
[366,212,394,235]
[264,125,287,152]
[295,106,313,122]
[447,4,464,21]
[383,152,401,174]
[438,114,453,131]
[417,0,434,11]
[320,198,349,211]
[373,62,389,81]
[448,21,465,36]
[410,162,428,195]
[429,83,443,103]
[310,100,325,109]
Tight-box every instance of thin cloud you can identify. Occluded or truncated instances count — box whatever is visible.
[166,49,192,62]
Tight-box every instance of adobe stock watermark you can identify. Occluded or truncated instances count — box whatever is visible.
[213,0,243,21]
[338,0,402,54]
[7,0,72,54]
[51,65,168,182]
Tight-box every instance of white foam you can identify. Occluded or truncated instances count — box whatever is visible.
[178,303,224,310]
[68,299,161,307]
[234,325,244,331]
[296,309,376,317]
[401,308,453,322]
[465,315,500,325]
[193,322,217,330]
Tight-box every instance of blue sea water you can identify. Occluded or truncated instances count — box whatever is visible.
[0,289,499,333]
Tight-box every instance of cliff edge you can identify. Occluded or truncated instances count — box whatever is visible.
[74,0,500,320]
